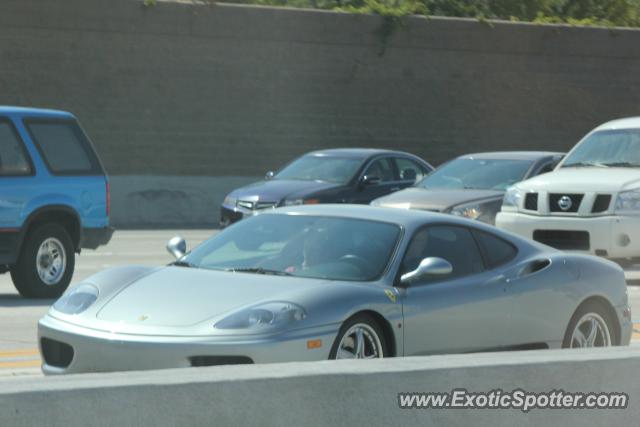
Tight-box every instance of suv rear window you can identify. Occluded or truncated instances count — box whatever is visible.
[25,119,103,175]
[0,119,32,176]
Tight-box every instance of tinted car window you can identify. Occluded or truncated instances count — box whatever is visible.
[185,214,401,282]
[275,155,362,184]
[473,230,517,269]
[364,158,394,182]
[402,225,484,282]
[0,120,31,176]
[25,119,102,175]
[535,161,555,175]
[416,158,533,191]
[395,158,425,182]
[562,129,640,167]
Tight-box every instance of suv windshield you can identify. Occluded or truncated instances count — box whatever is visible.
[416,158,533,191]
[183,214,400,281]
[275,155,362,184]
[562,129,640,168]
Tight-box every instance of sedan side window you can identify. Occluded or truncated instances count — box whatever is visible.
[395,158,425,183]
[364,158,394,182]
[534,162,555,176]
[0,120,31,176]
[402,225,485,283]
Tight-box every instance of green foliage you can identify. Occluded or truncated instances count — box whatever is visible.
[219,0,640,27]
[336,0,427,17]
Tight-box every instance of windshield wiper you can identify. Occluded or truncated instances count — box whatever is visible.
[562,161,609,168]
[171,260,194,268]
[224,267,292,276]
[600,162,640,168]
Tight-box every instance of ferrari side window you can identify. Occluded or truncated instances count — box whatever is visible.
[402,225,485,283]
[473,230,517,269]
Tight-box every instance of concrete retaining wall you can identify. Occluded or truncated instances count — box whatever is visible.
[0,347,638,426]
[109,175,256,227]
[2,1,640,226]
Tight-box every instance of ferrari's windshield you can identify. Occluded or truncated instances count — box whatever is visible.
[416,158,533,191]
[275,155,363,184]
[562,129,640,168]
[183,214,401,281]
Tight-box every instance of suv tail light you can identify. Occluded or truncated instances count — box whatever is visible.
[106,180,110,217]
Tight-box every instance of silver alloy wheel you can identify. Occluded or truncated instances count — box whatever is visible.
[336,323,384,359]
[570,312,611,348]
[36,237,66,286]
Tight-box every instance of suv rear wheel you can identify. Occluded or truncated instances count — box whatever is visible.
[11,223,75,298]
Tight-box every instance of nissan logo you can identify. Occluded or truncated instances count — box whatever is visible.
[558,195,572,211]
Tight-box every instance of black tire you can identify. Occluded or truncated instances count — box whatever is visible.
[10,223,75,298]
[562,300,617,348]
[329,313,388,359]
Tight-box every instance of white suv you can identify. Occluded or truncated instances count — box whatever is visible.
[496,117,640,263]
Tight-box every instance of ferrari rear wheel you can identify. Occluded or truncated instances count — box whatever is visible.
[563,301,615,348]
[330,314,387,360]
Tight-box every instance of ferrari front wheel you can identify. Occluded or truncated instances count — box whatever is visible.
[329,314,387,360]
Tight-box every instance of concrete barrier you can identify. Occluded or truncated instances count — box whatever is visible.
[110,175,258,228]
[1,347,638,426]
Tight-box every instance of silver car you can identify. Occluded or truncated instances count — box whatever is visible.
[371,151,564,225]
[39,205,632,374]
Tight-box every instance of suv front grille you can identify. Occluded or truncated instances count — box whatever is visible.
[524,193,538,211]
[533,230,590,250]
[549,193,583,213]
[592,194,612,213]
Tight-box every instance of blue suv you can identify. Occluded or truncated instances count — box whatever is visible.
[0,107,112,298]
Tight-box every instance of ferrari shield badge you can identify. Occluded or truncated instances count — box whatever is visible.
[384,289,397,303]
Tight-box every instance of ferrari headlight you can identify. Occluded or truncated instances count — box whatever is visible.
[502,186,523,210]
[214,302,306,330]
[223,195,237,207]
[450,201,484,220]
[615,189,640,214]
[52,284,99,315]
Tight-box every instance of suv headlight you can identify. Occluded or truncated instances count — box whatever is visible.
[502,186,523,210]
[52,284,99,315]
[214,302,306,330]
[615,189,640,214]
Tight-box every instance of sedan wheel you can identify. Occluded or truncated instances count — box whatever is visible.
[330,314,387,359]
[563,301,615,348]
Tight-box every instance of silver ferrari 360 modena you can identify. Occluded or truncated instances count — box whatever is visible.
[39,205,632,374]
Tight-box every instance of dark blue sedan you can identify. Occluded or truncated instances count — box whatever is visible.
[220,148,433,226]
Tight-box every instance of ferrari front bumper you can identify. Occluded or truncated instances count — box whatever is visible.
[38,315,340,375]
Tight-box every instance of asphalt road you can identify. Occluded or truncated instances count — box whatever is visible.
[1,229,639,377]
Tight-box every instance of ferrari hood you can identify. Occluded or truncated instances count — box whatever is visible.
[96,266,326,327]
